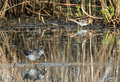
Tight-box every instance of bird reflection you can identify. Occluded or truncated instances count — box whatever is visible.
[23,67,47,80]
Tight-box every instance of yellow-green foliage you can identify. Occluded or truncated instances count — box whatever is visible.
[102,32,114,45]
[75,5,81,16]
[109,6,114,16]
[101,9,110,22]
[101,5,114,22]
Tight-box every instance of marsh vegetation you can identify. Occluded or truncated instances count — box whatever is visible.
[0,0,120,82]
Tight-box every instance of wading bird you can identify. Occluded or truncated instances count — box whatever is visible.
[23,48,45,62]
[68,17,93,26]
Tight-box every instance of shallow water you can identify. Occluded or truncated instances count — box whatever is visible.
[0,62,118,82]
[0,25,120,82]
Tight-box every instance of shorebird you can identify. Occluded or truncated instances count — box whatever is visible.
[23,48,45,61]
[68,17,93,26]
[23,67,47,80]
[68,17,93,37]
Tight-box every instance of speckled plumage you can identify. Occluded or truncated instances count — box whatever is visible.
[69,17,93,26]
[23,48,45,61]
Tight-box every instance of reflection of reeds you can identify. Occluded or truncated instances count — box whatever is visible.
[0,27,119,81]
[0,35,21,81]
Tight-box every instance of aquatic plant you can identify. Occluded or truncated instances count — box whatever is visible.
[75,5,81,16]
[100,0,120,27]
[102,31,114,45]
[101,5,114,22]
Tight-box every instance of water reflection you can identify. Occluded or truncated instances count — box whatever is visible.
[0,62,118,82]
[23,66,47,80]
[0,27,120,81]
[99,58,115,82]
